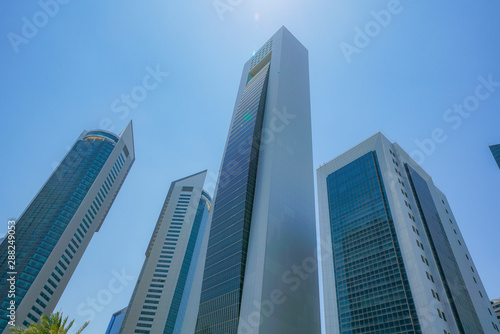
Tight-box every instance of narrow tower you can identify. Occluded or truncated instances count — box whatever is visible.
[196,27,320,334]
[119,171,211,334]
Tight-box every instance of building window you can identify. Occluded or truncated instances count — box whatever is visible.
[437,309,447,321]
[51,272,61,282]
[431,289,440,301]
[31,306,43,316]
[36,298,47,309]
[27,313,39,322]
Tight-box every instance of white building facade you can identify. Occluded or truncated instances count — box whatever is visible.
[119,171,211,334]
[317,133,498,334]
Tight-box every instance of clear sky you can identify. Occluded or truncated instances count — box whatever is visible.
[1,0,499,332]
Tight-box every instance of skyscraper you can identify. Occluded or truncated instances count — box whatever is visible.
[195,27,320,334]
[492,299,500,324]
[489,144,500,169]
[0,123,135,333]
[119,171,211,334]
[105,307,127,334]
[317,132,499,334]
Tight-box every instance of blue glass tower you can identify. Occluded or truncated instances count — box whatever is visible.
[105,307,127,334]
[0,123,134,333]
[489,144,500,169]
[196,27,320,334]
[325,152,420,333]
[318,133,498,334]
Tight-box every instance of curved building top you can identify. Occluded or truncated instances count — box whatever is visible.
[83,130,119,143]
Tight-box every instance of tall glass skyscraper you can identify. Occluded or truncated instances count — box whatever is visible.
[0,123,135,333]
[119,171,211,334]
[195,27,320,334]
[489,144,500,169]
[105,307,127,334]
[317,133,499,334]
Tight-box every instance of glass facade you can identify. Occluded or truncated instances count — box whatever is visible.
[405,164,483,333]
[106,308,127,334]
[490,144,500,169]
[0,137,116,331]
[326,152,420,334]
[164,196,209,333]
[195,63,270,333]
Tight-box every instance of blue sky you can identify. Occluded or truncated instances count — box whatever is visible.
[1,0,499,332]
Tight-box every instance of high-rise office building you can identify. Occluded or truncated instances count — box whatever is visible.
[105,307,127,334]
[0,123,135,333]
[317,132,499,334]
[195,27,320,334]
[489,144,500,169]
[119,171,211,334]
[492,299,500,324]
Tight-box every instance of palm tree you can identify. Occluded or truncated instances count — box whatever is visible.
[9,312,89,334]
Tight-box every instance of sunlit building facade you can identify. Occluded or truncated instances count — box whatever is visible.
[0,123,135,333]
[195,27,320,334]
[318,133,499,334]
[119,171,211,334]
